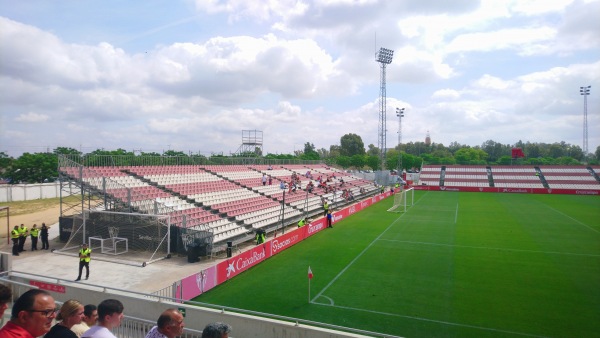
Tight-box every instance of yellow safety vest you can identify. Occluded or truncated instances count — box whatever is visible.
[31,228,40,237]
[18,227,27,237]
[11,230,20,239]
[79,248,91,262]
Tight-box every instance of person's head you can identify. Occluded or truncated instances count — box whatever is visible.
[13,225,18,230]
[10,289,57,337]
[82,304,98,326]
[56,299,84,328]
[82,243,88,249]
[0,284,12,317]
[156,308,185,338]
[97,299,124,329]
[19,224,25,228]
[201,322,232,338]
[32,224,37,229]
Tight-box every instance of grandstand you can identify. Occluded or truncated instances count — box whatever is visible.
[418,165,600,190]
[56,156,381,263]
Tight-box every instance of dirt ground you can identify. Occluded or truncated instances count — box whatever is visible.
[0,204,61,241]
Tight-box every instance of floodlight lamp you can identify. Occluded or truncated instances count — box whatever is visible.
[396,107,405,117]
[376,47,394,64]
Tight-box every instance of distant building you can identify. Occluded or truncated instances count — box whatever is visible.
[425,131,431,146]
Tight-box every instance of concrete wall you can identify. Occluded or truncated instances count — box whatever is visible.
[0,183,75,202]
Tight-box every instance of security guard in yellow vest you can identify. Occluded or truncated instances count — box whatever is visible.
[30,224,40,251]
[297,219,306,228]
[10,226,20,256]
[323,201,329,217]
[76,243,91,281]
[17,224,28,252]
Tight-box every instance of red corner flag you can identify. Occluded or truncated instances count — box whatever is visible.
[308,266,313,279]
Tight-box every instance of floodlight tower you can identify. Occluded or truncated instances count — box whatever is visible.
[580,86,591,155]
[376,47,394,170]
[396,107,405,172]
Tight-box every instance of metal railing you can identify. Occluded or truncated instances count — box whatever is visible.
[59,154,322,168]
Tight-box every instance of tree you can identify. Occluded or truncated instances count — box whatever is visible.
[53,147,82,156]
[336,156,351,168]
[595,146,600,162]
[350,154,366,168]
[317,148,330,159]
[300,142,319,160]
[340,134,365,157]
[366,144,379,157]
[454,148,488,164]
[329,145,341,158]
[365,155,379,170]
[11,152,58,183]
[0,152,13,170]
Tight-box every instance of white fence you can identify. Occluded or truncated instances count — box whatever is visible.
[0,183,75,203]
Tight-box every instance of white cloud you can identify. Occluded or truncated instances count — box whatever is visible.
[15,112,49,123]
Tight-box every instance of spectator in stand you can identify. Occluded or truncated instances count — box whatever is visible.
[71,305,98,338]
[144,308,185,338]
[306,181,314,193]
[44,299,84,338]
[0,289,57,338]
[267,165,273,170]
[268,176,272,185]
[82,299,124,338]
[0,284,12,318]
[261,174,267,186]
[201,322,232,338]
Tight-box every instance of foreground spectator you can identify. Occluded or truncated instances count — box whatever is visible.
[71,305,98,337]
[44,299,84,338]
[201,322,232,338]
[144,308,184,338]
[0,284,11,318]
[0,289,57,337]
[82,299,124,338]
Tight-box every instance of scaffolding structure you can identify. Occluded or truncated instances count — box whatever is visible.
[235,130,263,156]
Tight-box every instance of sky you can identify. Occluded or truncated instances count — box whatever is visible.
[1,0,599,158]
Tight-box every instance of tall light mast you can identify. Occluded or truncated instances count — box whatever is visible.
[580,86,591,155]
[376,47,394,170]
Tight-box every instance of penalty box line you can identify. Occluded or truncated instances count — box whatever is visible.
[378,239,600,257]
[311,204,412,304]
[311,302,546,338]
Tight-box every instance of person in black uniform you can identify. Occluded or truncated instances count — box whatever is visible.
[41,223,50,250]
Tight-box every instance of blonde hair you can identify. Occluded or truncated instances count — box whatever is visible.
[56,299,83,321]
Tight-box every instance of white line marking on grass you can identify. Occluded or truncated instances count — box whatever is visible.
[314,295,334,306]
[543,204,600,234]
[315,303,546,338]
[455,203,459,224]
[378,239,600,257]
[311,209,410,303]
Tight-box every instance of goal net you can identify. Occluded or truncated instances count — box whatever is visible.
[56,210,171,266]
[387,187,414,213]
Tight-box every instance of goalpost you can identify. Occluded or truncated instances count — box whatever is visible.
[56,210,171,266]
[387,187,414,213]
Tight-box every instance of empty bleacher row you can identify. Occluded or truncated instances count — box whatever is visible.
[418,165,600,190]
[60,164,380,246]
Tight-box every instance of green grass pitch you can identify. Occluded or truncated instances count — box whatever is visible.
[194,191,600,337]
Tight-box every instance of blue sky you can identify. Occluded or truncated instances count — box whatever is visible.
[1,0,599,157]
